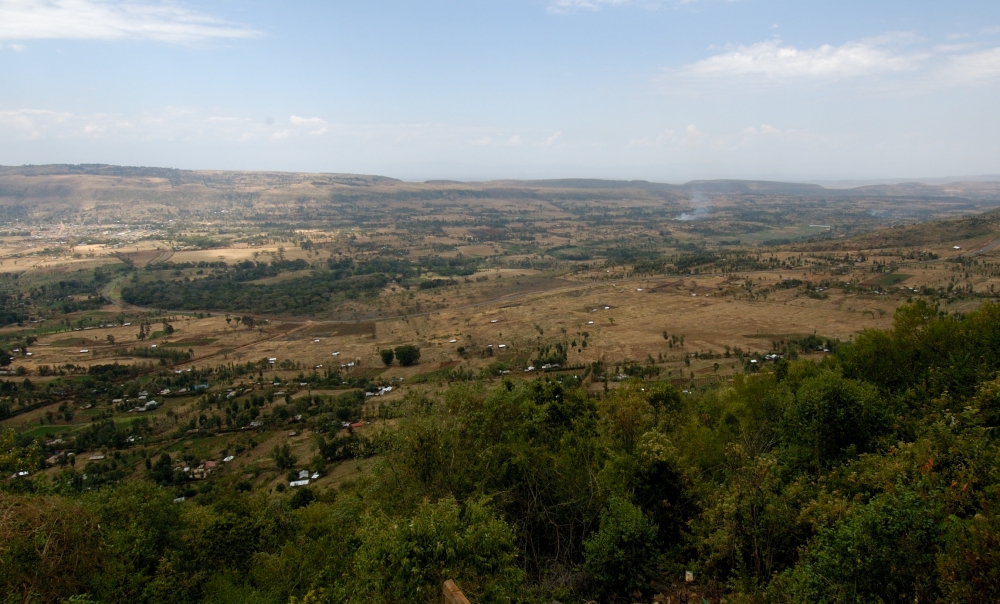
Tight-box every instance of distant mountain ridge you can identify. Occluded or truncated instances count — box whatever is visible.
[484,176,1000,199]
[2,164,999,200]
[0,164,402,187]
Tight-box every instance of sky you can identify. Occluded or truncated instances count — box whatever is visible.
[1,0,1000,182]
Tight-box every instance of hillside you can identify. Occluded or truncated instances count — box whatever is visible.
[800,206,1000,251]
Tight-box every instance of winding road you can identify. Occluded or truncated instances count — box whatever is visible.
[101,245,173,307]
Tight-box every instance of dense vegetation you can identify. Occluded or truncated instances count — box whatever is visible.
[0,266,121,327]
[4,300,1000,602]
[121,256,480,315]
[122,269,388,315]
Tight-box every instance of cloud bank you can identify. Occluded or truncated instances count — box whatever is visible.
[679,38,923,80]
[0,0,261,44]
[671,35,1000,86]
[0,109,567,150]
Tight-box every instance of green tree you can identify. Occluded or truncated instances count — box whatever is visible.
[0,429,41,484]
[289,486,316,509]
[379,348,394,366]
[394,344,420,367]
[149,453,173,486]
[781,371,891,471]
[697,444,807,591]
[272,443,297,470]
[583,496,659,598]
[350,497,524,604]
[85,481,180,603]
[780,488,941,603]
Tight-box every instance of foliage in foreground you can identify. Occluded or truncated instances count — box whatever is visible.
[3,300,1000,602]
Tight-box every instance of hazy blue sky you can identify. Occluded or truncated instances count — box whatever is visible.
[2,0,999,181]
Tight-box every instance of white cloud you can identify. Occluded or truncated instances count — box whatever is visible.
[628,125,704,147]
[6,42,25,50]
[628,128,674,147]
[471,136,492,145]
[670,33,1000,89]
[549,0,634,13]
[0,0,261,44]
[289,116,327,136]
[547,0,699,14]
[945,47,1000,83]
[678,39,924,80]
[0,108,70,138]
[933,43,979,53]
[737,124,814,146]
[681,124,702,145]
[290,115,326,126]
[629,123,816,152]
[540,131,562,146]
[0,108,530,151]
[741,124,782,136]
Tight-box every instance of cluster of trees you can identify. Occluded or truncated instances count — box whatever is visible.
[0,290,28,327]
[380,345,421,367]
[121,252,485,315]
[533,342,568,366]
[3,300,1000,602]
[0,266,124,327]
[0,359,214,423]
[328,257,417,279]
[629,251,802,278]
[419,254,479,277]
[122,270,388,315]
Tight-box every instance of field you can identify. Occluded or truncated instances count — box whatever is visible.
[5,168,1000,447]
[5,165,1000,601]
